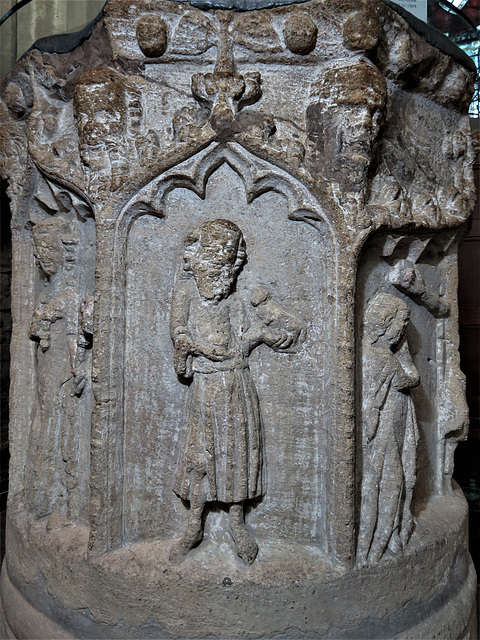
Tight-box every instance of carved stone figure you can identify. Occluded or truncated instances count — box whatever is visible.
[389,257,469,493]
[170,219,304,564]
[26,217,93,524]
[389,259,450,318]
[357,292,420,565]
[0,0,477,637]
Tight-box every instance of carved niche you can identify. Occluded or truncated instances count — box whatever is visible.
[99,143,338,561]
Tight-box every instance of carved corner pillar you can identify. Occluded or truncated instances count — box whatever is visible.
[0,0,477,638]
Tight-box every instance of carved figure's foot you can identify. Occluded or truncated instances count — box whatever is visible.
[229,521,258,565]
[169,521,203,565]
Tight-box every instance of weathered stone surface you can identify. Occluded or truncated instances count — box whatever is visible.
[0,0,477,637]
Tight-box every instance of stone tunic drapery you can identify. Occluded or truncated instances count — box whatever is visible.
[172,283,265,504]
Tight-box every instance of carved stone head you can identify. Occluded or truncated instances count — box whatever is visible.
[364,292,410,347]
[74,68,127,146]
[307,59,387,190]
[183,219,246,301]
[31,218,73,276]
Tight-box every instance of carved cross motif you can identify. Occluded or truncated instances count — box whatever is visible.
[190,14,262,131]
[192,71,261,130]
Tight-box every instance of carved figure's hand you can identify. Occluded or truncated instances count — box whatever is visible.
[29,301,64,351]
[30,310,56,351]
[364,409,380,444]
[31,320,52,352]
[268,327,301,351]
[72,368,87,397]
[250,285,305,352]
[389,260,426,297]
[174,333,195,378]
[194,341,231,361]
[80,296,95,340]
[389,259,450,318]
[394,340,420,389]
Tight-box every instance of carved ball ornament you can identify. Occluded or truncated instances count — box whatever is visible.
[284,13,318,55]
[342,10,382,52]
[136,13,168,57]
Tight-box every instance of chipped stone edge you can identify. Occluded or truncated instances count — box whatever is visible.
[0,562,75,640]
[393,558,477,639]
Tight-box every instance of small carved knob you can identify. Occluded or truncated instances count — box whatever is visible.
[4,82,28,117]
[136,14,167,58]
[343,10,381,52]
[284,13,317,55]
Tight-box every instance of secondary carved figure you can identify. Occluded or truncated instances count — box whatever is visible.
[169,219,304,565]
[357,292,420,565]
[27,217,93,525]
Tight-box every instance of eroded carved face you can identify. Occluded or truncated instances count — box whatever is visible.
[185,219,245,301]
[307,60,386,191]
[339,105,381,164]
[75,79,126,146]
[31,222,65,276]
[306,101,383,190]
[365,292,410,347]
[384,309,409,346]
[31,218,73,276]
[332,104,383,191]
